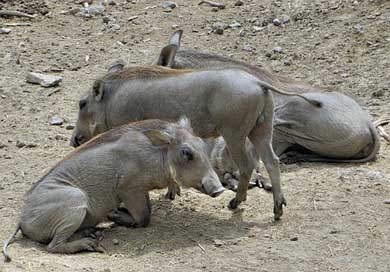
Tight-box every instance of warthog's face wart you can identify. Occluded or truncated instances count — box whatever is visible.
[71,82,107,147]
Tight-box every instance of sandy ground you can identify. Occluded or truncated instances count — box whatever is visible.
[0,0,389,271]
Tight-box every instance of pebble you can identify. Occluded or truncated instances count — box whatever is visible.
[16,140,26,148]
[127,15,138,22]
[162,1,177,10]
[229,21,241,28]
[384,199,390,204]
[212,22,225,35]
[50,116,64,126]
[290,236,298,241]
[112,239,120,245]
[234,0,243,6]
[273,46,283,53]
[354,24,364,34]
[282,15,290,24]
[213,239,224,247]
[242,44,255,52]
[0,28,11,34]
[330,230,339,234]
[272,18,281,26]
[66,124,75,130]
[283,59,291,66]
[26,72,63,88]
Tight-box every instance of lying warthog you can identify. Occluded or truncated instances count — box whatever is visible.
[154,30,380,163]
[2,118,224,261]
[70,65,322,219]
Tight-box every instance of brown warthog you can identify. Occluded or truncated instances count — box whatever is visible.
[2,118,224,261]
[154,30,380,163]
[70,65,322,220]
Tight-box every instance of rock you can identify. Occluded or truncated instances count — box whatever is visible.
[384,199,390,204]
[16,140,26,148]
[281,15,290,24]
[283,59,291,66]
[66,124,75,130]
[162,1,177,10]
[0,28,11,34]
[273,46,283,53]
[234,0,244,6]
[49,116,64,126]
[229,21,241,28]
[272,18,281,26]
[127,15,138,22]
[212,22,226,35]
[329,230,339,234]
[26,72,63,88]
[354,24,364,34]
[80,4,105,16]
[213,239,224,247]
[290,236,298,241]
[26,143,38,148]
[242,44,255,52]
[112,239,120,245]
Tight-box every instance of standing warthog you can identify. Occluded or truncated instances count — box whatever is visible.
[70,65,321,220]
[154,30,380,163]
[2,118,224,261]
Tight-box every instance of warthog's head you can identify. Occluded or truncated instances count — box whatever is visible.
[146,117,224,198]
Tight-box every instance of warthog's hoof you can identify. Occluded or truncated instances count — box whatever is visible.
[228,198,241,210]
[273,194,287,221]
[165,183,181,200]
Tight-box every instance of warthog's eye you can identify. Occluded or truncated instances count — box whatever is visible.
[79,99,87,110]
[181,146,194,162]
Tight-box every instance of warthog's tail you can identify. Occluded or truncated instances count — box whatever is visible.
[2,223,21,262]
[257,80,322,108]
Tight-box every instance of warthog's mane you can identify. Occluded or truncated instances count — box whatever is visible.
[27,120,173,194]
[102,65,192,81]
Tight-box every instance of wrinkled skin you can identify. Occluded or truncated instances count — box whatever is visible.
[70,65,300,220]
[154,30,380,164]
[3,119,223,260]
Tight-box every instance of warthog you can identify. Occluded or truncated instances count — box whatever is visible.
[70,65,322,220]
[154,30,380,163]
[2,118,224,261]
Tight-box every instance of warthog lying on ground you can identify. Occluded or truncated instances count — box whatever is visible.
[154,30,380,163]
[3,118,224,261]
[70,65,321,219]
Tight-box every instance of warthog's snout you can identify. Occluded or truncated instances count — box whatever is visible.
[200,171,225,198]
[70,134,84,148]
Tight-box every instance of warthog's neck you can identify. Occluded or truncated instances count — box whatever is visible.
[152,150,175,190]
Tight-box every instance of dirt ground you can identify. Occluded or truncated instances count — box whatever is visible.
[0,0,389,271]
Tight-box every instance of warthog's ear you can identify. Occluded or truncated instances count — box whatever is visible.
[92,79,104,102]
[144,129,173,147]
[107,59,125,73]
[178,116,193,133]
[156,44,178,68]
[169,30,183,48]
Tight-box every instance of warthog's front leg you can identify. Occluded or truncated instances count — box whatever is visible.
[111,191,151,228]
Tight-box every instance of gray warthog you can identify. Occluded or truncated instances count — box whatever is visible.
[70,65,321,220]
[3,118,224,261]
[154,30,380,163]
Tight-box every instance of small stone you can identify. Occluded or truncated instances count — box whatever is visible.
[283,59,291,66]
[50,116,63,126]
[162,1,177,10]
[354,24,364,34]
[265,52,272,58]
[281,15,290,24]
[234,0,243,6]
[372,89,385,98]
[290,236,298,241]
[16,140,26,148]
[107,0,117,5]
[242,44,255,52]
[212,22,225,35]
[66,124,75,130]
[272,18,281,26]
[213,239,224,247]
[383,199,390,204]
[211,7,218,12]
[127,15,138,22]
[0,143,7,148]
[26,143,38,148]
[0,28,11,34]
[229,21,241,28]
[330,230,339,234]
[26,72,63,88]
[273,46,283,53]
[112,239,120,245]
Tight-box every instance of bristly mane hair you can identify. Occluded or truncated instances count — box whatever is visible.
[102,65,192,81]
